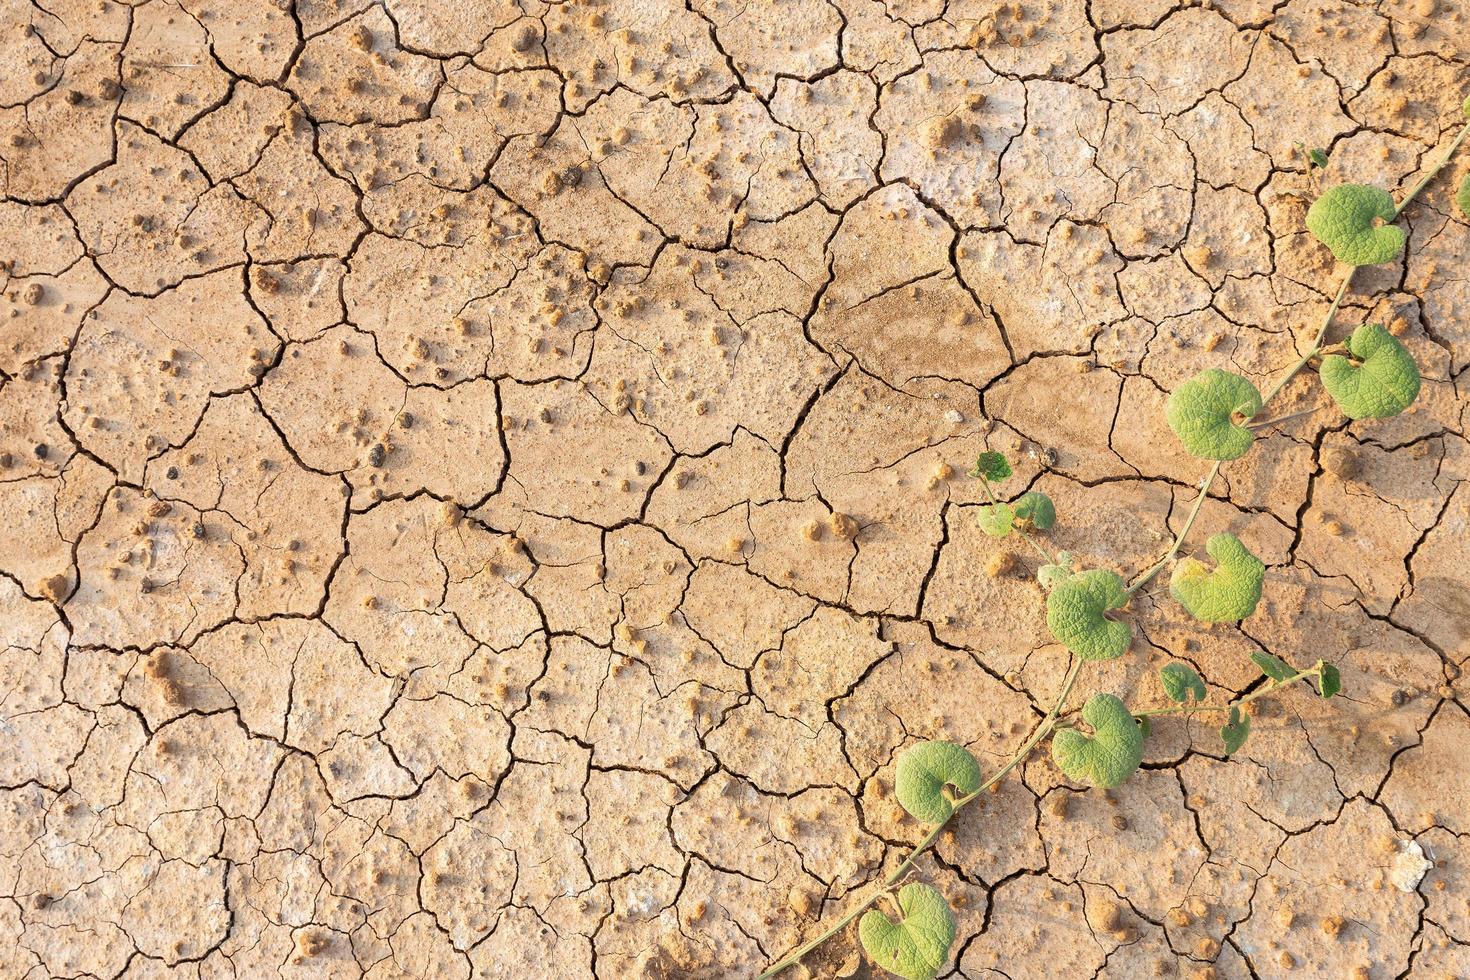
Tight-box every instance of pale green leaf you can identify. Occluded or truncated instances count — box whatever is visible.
[1038,551,1074,591]
[894,741,982,824]
[1165,369,1263,461]
[1046,569,1132,661]
[1305,184,1405,266]
[1170,533,1265,623]
[1459,174,1470,218]
[1051,693,1144,789]
[977,503,1015,537]
[859,883,956,980]
[1320,323,1421,420]
[1250,650,1295,682]
[1160,663,1206,703]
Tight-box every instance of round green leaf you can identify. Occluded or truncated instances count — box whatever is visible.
[1045,569,1132,662]
[1013,491,1056,530]
[859,883,956,980]
[1165,368,1263,461]
[1051,693,1144,789]
[1463,94,1470,120]
[1305,184,1406,267]
[971,451,1012,482]
[976,502,1015,537]
[1169,533,1265,623]
[894,740,982,824]
[1320,323,1421,420]
[1159,662,1206,703]
[1458,173,1470,218]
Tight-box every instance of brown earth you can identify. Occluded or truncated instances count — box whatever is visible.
[1,0,1468,977]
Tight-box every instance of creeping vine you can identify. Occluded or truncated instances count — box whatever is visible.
[757,96,1470,980]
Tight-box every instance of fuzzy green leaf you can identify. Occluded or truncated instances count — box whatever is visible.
[1308,148,1329,169]
[894,741,982,824]
[977,503,1015,537]
[1320,323,1421,420]
[1317,662,1342,699]
[971,452,1012,482]
[1051,694,1144,789]
[1305,184,1405,266]
[1170,533,1265,623]
[1038,551,1074,591]
[1220,706,1250,756]
[1458,174,1470,218]
[1463,94,1470,120]
[1165,369,1263,461]
[1046,569,1133,662]
[1250,651,1295,683]
[1160,663,1206,703]
[859,883,956,980]
[1013,491,1056,530]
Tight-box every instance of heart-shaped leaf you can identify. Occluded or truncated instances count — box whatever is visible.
[971,451,1011,482]
[894,741,982,824]
[858,883,956,980]
[1046,569,1132,661]
[1250,651,1295,683]
[1013,491,1056,531]
[1319,323,1421,420]
[1316,662,1342,699]
[1306,184,1405,267]
[1165,369,1263,461]
[1038,551,1074,591]
[1159,663,1206,703]
[1051,693,1144,789]
[977,503,1015,537]
[1220,706,1250,755]
[1458,173,1470,218]
[1170,533,1265,623]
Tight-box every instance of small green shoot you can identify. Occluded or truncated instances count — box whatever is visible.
[1316,661,1342,699]
[858,883,956,980]
[1319,323,1421,419]
[895,741,981,823]
[970,451,1012,481]
[1308,147,1329,170]
[1305,184,1405,266]
[1170,533,1265,623]
[1165,369,1263,461]
[1052,694,1144,789]
[1220,706,1250,756]
[978,490,1056,537]
[1159,663,1206,702]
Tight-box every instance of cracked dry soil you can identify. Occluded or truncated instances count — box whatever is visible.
[1,0,1468,977]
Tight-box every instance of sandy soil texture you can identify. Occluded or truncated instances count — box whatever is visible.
[2,0,1469,977]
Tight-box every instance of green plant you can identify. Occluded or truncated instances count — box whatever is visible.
[756,100,1470,980]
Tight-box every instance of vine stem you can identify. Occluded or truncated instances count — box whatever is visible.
[754,658,1083,980]
[1125,460,1221,597]
[1132,666,1320,717]
[1392,117,1470,221]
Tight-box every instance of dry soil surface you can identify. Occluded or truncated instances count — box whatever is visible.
[2,0,1469,977]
